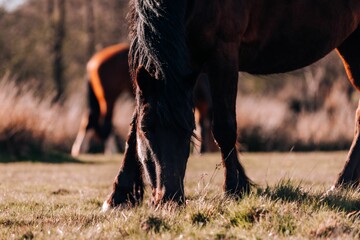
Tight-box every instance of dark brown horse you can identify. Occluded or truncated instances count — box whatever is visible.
[103,0,360,209]
[71,44,215,156]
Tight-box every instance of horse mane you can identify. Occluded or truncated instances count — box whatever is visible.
[128,0,196,135]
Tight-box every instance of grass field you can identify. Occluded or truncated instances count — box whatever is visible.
[1,151,360,239]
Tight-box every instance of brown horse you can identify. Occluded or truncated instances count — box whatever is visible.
[71,44,132,156]
[103,0,360,209]
[71,44,215,156]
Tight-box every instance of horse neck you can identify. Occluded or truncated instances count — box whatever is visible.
[130,0,196,134]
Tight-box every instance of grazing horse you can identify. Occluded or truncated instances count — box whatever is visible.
[71,44,215,156]
[103,0,360,208]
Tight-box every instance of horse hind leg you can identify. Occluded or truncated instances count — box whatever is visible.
[72,80,103,156]
[334,28,360,187]
[71,113,95,157]
[207,44,251,197]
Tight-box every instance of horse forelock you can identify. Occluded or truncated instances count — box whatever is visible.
[128,0,196,135]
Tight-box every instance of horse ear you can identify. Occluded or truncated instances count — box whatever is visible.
[135,66,156,96]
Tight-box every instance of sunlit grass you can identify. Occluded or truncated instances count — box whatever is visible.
[1,151,360,239]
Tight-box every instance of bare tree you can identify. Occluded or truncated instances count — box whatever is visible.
[86,0,95,59]
[47,0,66,103]
[113,0,127,38]
[46,0,54,18]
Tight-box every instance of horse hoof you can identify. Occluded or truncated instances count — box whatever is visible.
[328,185,336,192]
[101,201,112,213]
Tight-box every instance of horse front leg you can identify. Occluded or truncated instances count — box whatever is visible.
[207,43,252,197]
[334,28,360,187]
[103,112,144,210]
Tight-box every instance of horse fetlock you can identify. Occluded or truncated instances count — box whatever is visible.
[224,169,251,199]
[152,186,165,205]
[223,150,251,198]
[105,179,144,209]
[151,185,185,205]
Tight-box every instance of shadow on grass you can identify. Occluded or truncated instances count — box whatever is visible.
[257,180,360,213]
[0,150,97,164]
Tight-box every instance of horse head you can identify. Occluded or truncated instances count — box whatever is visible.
[133,66,194,204]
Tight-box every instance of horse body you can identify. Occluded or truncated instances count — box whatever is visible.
[187,1,359,74]
[104,0,360,208]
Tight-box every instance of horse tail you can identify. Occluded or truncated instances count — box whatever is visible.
[87,77,101,128]
[87,57,107,118]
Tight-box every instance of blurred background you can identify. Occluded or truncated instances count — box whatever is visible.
[0,0,358,160]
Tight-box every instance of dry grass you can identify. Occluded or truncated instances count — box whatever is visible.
[0,74,82,159]
[0,74,135,158]
[1,152,360,239]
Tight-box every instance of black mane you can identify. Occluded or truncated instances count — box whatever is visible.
[128,0,196,134]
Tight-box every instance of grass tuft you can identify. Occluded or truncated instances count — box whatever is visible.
[230,206,268,229]
[51,189,71,195]
[272,212,297,236]
[320,188,360,212]
[310,220,348,238]
[141,215,170,233]
[191,211,211,227]
[0,219,31,228]
[20,231,34,240]
[263,179,306,202]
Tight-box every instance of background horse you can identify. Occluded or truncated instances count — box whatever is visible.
[104,0,360,208]
[71,43,216,157]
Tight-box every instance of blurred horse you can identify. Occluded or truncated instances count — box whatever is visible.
[104,0,360,208]
[71,44,216,157]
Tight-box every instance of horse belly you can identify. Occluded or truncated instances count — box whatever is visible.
[238,36,337,74]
